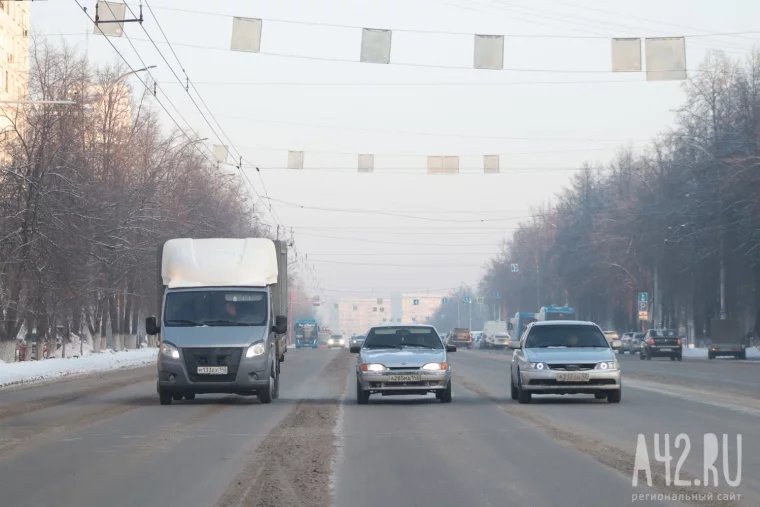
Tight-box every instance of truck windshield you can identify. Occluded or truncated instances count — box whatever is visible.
[164,290,268,327]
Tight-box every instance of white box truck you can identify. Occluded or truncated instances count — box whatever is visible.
[145,238,288,405]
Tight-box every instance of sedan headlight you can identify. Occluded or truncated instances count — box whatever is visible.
[596,360,618,370]
[339,339,345,345]
[525,362,549,370]
[246,341,266,358]
[160,342,180,359]
[361,363,386,372]
[421,362,448,371]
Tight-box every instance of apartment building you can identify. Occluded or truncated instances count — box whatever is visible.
[0,0,30,138]
[337,297,391,336]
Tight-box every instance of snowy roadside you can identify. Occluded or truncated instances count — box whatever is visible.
[682,346,760,359]
[0,348,158,388]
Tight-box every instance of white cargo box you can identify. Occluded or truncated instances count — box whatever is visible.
[161,238,278,288]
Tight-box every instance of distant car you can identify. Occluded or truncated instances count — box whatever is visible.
[619,332,635,353]
[351,324,455,404]
[490,332,512,350]
[603,331,620,348]
[509,321,622,403]
[349,335,366,348]
[328,334,346,348]
[640,329,682,361]
[630,333,645,354]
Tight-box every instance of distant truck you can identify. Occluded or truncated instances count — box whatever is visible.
[709,319,747,359]
[294,319,319,348]
[145,238,288,405]
[509,312,537,340]
[448,328,472,349]
[536,306,576,321]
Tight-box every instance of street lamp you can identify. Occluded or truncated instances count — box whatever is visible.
[115,66,157,84]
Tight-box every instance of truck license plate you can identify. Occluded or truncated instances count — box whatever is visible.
[197,366,228,374]
[556,372,589,382]
[388,374,421,382]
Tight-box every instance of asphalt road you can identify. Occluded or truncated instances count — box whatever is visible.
[1,348,757,507]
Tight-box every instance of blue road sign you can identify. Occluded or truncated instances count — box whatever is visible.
[638,292,648,303]
[511,263,519,273]
[442,297,449,304]
[413,299,420,305]
[463,296,472,304]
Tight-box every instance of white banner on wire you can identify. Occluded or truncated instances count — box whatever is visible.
[474,35,504,70]
[645,37,687,81]
[483,155,500,174]
[287,151,304,169]
[231,17,263,53]
[611,38,641,72]
[94,1,126,37]
[360,28,392,64]
[427,156,459,175]
[358,154,374,173]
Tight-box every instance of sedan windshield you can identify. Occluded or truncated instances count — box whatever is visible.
[363,327,443,349]
[164,290,268,327]
[525,325,609,348]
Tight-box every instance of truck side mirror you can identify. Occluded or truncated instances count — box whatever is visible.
[145,316,160,336]
[273,315,287,335]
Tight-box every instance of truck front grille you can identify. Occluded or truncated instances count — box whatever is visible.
[183,347,243,382]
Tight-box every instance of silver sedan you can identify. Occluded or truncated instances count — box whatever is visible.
[508,321,622,404]
[351,325,456,404]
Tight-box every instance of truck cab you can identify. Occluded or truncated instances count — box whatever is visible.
[145,238,288,405]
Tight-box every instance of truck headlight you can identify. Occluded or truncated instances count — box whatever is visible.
[246,341,266,358]
[160,342,180,359]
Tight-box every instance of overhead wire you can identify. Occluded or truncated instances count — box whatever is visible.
[123,0,285,230]
[74,0,217,169]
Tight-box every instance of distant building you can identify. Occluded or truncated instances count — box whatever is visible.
[400,293,445,326]
[0,1,31,141]
[338,297,390,335]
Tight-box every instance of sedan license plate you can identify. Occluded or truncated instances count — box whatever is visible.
[659,348,672,352]
[387,374,421,382]
[197,366,228,375]
[556,372,589,382]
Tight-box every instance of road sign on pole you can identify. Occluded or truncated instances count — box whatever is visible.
[463,296,472,304]
[638,311,649,321]
[477,296,485,304]
[638,292,648,303]
[638,301,647,312]
[413,299,419,305]
[442,297,448,304]
[493,292,501,298]
[511,264,519,273]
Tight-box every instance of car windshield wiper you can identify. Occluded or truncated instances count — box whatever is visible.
[399,343,437,349]
[167,319,203,326]
[202,319,259,326]
[364,344,400,349]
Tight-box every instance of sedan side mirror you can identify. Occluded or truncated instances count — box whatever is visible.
[145,316,160,336]
[273,315,287,335]
[349,345,361,353]
[446,344,457,352]
[507,341,521,350]
[611,339,622,349]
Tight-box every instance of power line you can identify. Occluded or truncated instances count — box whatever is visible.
[127,3,760,41]
[73,0,217,169]
[249,166,588,175]
[309,259,491,267]
[124,0,284,230]
[294,231,505,246]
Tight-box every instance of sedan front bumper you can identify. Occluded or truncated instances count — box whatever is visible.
[519,369,621,394]
[358,369,451,394]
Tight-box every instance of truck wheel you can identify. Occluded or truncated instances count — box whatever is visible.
[272,359,280,400]
[670,355,676,361]
[258,361,275,404]
[676,354,682,361]
[739,350,746,360]
[639,352,645,360]
[159,389,172,405]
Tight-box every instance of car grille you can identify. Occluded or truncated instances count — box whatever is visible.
[183,347,243,382]
[386,366,421,370]
[529,379,617,386]
[548,363,596,371]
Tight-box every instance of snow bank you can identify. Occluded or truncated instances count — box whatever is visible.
[682,347,760,359]
[0,348,157,388]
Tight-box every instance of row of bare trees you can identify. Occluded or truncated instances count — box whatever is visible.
[477,49,760,343]
[0,41,269,362]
